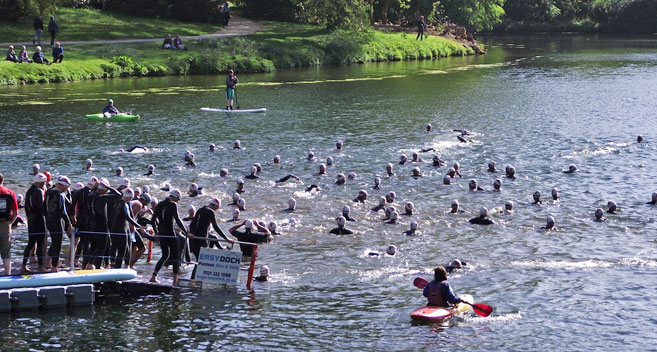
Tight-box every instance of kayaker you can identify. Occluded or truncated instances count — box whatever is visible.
[103,99,120,117]
[469,207,494,225]
[423,266,463,307]
[225,69,238,110]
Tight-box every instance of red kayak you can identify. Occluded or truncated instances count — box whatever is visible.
[410,294,473,322]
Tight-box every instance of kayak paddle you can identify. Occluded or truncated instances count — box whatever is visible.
[413,277,493,317]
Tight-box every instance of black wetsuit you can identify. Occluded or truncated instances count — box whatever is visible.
[126,145,147,152]
[329,228,353,235]
[83,187,121,268]
[190,206,230,259]
[23,185,46,266]
[72,186,93,261]
[109,199,140,268]
[44,188,71,267]
[230,230,269,257]
[152,198,187,275]
[245,174,259,180]
[469,217,494,225]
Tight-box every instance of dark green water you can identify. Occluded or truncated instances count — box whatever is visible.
[1,35,657,351]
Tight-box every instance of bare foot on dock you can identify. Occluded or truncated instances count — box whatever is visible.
[20,266,32,274]
[149,275,160,284]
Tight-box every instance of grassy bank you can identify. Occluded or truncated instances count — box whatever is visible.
[0,8,219,43]
[0,22,475,86]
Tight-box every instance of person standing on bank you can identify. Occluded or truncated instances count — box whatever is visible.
[222,1,230,26]
[0,173,19,275]
[48,16,59,46]
[33,15,44,45]
[225,69,238,110]
[416,15,426,41]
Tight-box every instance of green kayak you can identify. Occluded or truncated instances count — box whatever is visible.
[85,113,140,122]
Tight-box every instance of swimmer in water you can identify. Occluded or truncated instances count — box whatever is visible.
[273,155,281,164]
[541,216,555,231]
[443,175,451,185]
[347,172,357,180]
[637,135,643,143]
[373,177,381,190]
[488,161,497,172]
[330,216,353,235]
[385,211,399,224]
[493,178,502,191]
[115,167,124,177]
[230,192,240,206]
[386,191,396,204]
[253,163,262,174]
[607,201,617,214]
[403,221,418,236]
[326,157,334,166]
[335,173,346,185]
[383,206,396,220]
[563,164,578,174]
[121,145,148,153]
[183,205,196,221]
[31,163,40,175]
[420,147,435,153]
[307,151,315,161]
[426,123,432,132]
[386,163,394,176]
[411,152,422,162]
[160,182,171,192]
[412,167,422,178]
[342,205,355,221]
[233,140,241,149]
[647,192,657,205]
[144,164,155,176]
[433,155,446,167]
[283,198,296,213]
[117,177,130,192]
[446,168,456,178]
[468,179,484,191]
[368,245,397,257]
[236,179,245,193]
[208,143,216,152]
[220,168,228,177]
[237,198,246,211]
[316,163,326,175]
[505,165,516,179]
[457,135,467,143]
[268,222,281,235]
[188,183,202,197]
[305,184,320,192]
[445,259,468,273]
[450,200,464,213]
[255,265,269,282]
[399,154,408,165]
[594,208,605,222]
[229,209,240,222]
[452,162,462,177]
[403,202,414,215]
[245,166,260,180]
[184,152,197,167]
[551,188,559,201]
[371,197,386,212]
[354,190,368,203]
[504,201,514,214]
[336,139,343,150]
[453,129,470,136]
[85,159,94,171]
[533,191,542,204]
[469,207,494,225]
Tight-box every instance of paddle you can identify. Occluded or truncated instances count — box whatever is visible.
[413,277,493,317]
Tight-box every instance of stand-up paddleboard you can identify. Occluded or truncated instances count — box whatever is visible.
[86,113,140,122]
[410,294,474,322]
[0,269,137,290]
[200,107,267,114]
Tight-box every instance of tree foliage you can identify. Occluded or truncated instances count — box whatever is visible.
[433,0,506,31]
[0,0,57,21]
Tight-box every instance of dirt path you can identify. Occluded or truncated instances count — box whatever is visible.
[0,15,263,47]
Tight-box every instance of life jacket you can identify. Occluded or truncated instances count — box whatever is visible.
[0,194,12,221]
[426,280,447,307]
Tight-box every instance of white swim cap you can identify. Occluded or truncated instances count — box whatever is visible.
[433,155,440,161]
[34,173,47,183]
[161,182,171,191]
[185,150,192,157]
[120,177,130,187]
[337,139,343,145]
[546,216,555,224]
[342,205,350,214]
[150,197,158,206]
[260,265,270,276]
[326,157,334,165]
[489,161,496,167]
[32,163,40,170]
[307,151,314,157]
[451,199,459,206]
[232,209,240,217]
[386,163,393,169]
[494,179,502,187]
[122,188,134,199]
[379,196,386,206]
[169,189,182,199]
[608,201,617,208]
[595,208,603,217]
[244,220,253,229]
[569,164,577,171]
[386,245,397,255]
[250,166,257,175]
[116,166,123,173]
[400,154,407,161]
[451,259,463,269]
[412,167,420,174]
[410,221,418,230]
[374,177,381,185]
[336,216,346,227]
[386,206,396,215]
[189,183,198,192]
[387,191,396,199]
[188,205,195,211]
[268,221,277,232]
[220,168,228,175]
[479,207,488,216]
[148,164,155,171]
[237,198,246,208]
[319,163,326,170]
[142,185,150,194]
[72,182,84,192]
[453,162,460,169]
[448,167,455,174]
[505,200,514,209]
[86,159,93,166]
[552,188,559,197]
[209,198,221,207]
[209,143,215,149]
[469,179,477,188]
[426,123,432,129]
[232,192,240,201]
[412,152,418,158]
[443,175,451,184]
[653,192,657,201]
[336,173,345,180]
[288,198,296,209]
[237,179,244,185]
[274,155,280,162]
[389,211,398,221]
[359,190,368,197]
[55,176,71,187]
[87,176,99,187]
[405,202,414,211]
[139,193,151,204]
[234,139,240,146]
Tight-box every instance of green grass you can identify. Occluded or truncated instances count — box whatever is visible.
[0,21,474,85]
[0,8,220,43]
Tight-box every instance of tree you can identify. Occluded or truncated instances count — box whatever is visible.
[435,0,506,32]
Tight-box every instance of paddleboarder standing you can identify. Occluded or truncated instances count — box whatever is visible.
[226,69,238,110]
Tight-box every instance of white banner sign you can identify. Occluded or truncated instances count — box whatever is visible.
[196,248,241,286]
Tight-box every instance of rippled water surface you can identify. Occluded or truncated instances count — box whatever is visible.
[1,35,657,351]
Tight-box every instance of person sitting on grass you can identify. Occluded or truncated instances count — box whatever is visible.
[52,42,63,63]
[18,46,31,63]
[162,34,174,49]
[5,45,18,63]
[103,99,120,117]
[32,46,50,65]
[173,35,186,50]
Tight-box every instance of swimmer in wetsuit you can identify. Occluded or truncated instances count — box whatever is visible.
[189,198,235,277]
[594,208,605,222]
[450,200,464,214]
[399,154,408,165]
[254,265,269,282]
[121,145,148,153]
[329,216,353,235]
[386,163,395,176]
[469,207,494,225]
[354,190,368,203]
[109,189,143,268]
[607,201,617,214]
[342,205,355,221]
[551,188,559,201]
[268,222,281,235]
[44,176,73,272]
[533,191,543,204]
[488,161,497,172]
[468,179,484,191]
[647,192,657,205]
[385,211,399,224]
[150,189,188,285]
[541,216,555,231]
[371,197,386,212]
[403,221,418,236]
[385,191,396,204]
[336,173,346,185]
[282,198,296,213]
[277,174,300,183]
[236,179,245,193]
[445,259,468,273]
[373,177,381,190]
[144,164,155,176]
[403,202,415,215]
[21,173,48,273]
[245,166,260,180]
[493,179,502,191]
[229,220,272,258]
[505,165,516,179]
[412,167,422,178]
[411,152,422,163]
[433,155,446,167]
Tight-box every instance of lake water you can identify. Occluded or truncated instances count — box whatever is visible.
[1,35,657,351]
